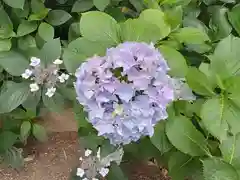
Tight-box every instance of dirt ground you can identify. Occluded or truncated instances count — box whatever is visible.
[0,110,170,180]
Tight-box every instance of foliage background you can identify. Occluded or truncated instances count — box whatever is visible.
[1,0,240,179]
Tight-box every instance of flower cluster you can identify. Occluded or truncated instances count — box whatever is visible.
[75,42,194,145]
[21,57,69,97]
[76,147,123,180]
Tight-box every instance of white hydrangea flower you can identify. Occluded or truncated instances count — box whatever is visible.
[99,167,109,177]
[76,168,85,177]
[82,178,88,180]
[30,83,39,92]
[58,73,69,83]
[53,59,63,65]
[30,57,41,67]
[21,69,32,79]
[85,149,92,157]
[92,178,98,180]
[79,157,83,161]
[45,87,56,97]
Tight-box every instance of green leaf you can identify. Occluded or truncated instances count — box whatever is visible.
[40,38,61,64]
[160,0,191,6]
[42,92,64,113]
[203,158,239,180]
[166,116,209,156]
[28,8,50,21]
[68,22,81,42]
[165,6,183,31]
[120,19,161,43]
[4,147,24,168]
[0,51,28,76]
[168,151,204,180]
[171,27,210,44]
[38,22,54,41]
[80,11,120,45]
[3,0,25,9]
[139,9,171,40]
[17,21,38,37]
[0,82,30,113]
[71,0,94,12]
[0,39,11,52]
[151,121,173,154]
[228,4,240,36]
[22,90,41,113]
[93,0,110,11]
[200,97,240,141]
[107,163,128,180]
[63,37,111,73]
[208,6,232,41]
[220,133,240,175]
[46,10,72,26]
[129,0,145,12]
[18,35,36,51]
[0,131,18,152]
[20,121,31,141]
[186,67,215,96]
[0,8,14,39]
[159,45,188,77]
[32,124,48,142]
[211,36,240,76]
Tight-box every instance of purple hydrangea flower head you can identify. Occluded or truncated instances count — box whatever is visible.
[75,42,193,145]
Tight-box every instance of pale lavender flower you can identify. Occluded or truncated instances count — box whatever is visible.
[75,42,193,145]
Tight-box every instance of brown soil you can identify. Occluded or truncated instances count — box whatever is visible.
[0,110,170,180]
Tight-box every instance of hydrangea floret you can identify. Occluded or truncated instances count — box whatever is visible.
[75,42,195,145]
[21,57,70,97]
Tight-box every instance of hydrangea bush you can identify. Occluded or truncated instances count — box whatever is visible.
[1,0,240,180]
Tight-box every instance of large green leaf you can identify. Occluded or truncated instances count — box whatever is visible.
[120,19,161,43]
[38,22,54,41]
[171,27,210,44]
[32,124,48,142]
[18,35,36,51]
[168,151,204,180]
[71,0,94,12]
[17,21,38,37]
[20,121,31,141]
[201,97,228,141]
[63,37,111,73]
[46,10,71,26]
[166,116,210,156]
[0,39,11,52]
[151,121,173,154]
[165,6,183,31]
[228,4,240,36]
[0,82,30,113]
[159,45,188,77]
[0,51,29,76]
[203,158,239,180]
[139,9,171,40]
[208,6,232,41]
[39,38,61,64]
[220,133,240,176]
[0,131,18,152]
[211,36,240,76]
[107,163,128,180]
[0,8,14,39]
[80,11,120,45]
[186,67,215,96]
[93,0,110,11]
[3,0,25,9]
[42,92,65,113]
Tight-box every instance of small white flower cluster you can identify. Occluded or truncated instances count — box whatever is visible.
[76,147,123,180]
[21,57,70,97]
